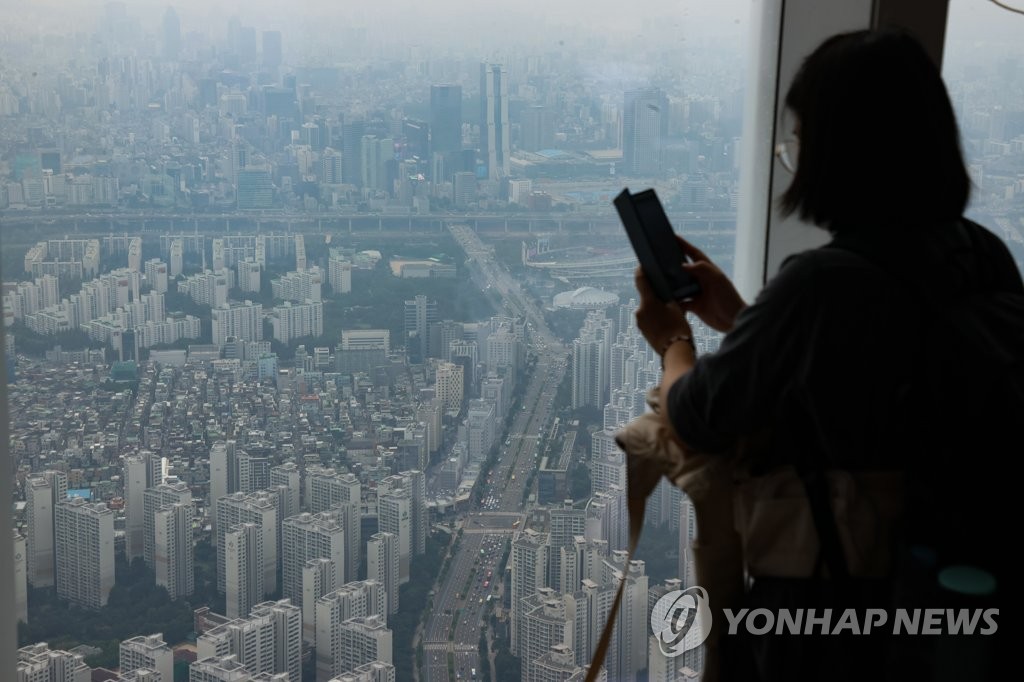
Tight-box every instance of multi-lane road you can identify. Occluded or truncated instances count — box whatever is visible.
[420,226,568,682]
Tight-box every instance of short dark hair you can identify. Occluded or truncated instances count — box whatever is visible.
[780,29,970,232]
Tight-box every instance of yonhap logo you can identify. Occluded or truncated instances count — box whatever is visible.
[651,586,713,657]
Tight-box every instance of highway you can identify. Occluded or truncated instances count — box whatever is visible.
[419,226,568,682]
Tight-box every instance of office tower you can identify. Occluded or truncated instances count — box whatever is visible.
[120,634,174,682]
[302,558,337,646]
[281,512,345,607]
[262,31,282,70]
[55,497,115,609]
[143,479,192,569]
[480,63,511,180]
[237,451,272,494]
[14,530,27,623]
[572,311,615,409]
[238,259,262,293]
[376,491,411,584]
[212,301,263,345]
[434,361,464,412]
[225,523,263,620]
[427,319,463,360]
[237,169,274,209]
[520,588,590,682]
[366,532,399,616]
[16,643,91,682]
[25,470,67,587]
[360,136,394,194]
[337,616,393,676]
[520,106,556,152]
[342,120,365,186]
[154,502,194,599]
[315,581,387,681]
[323,148,344,184]
[328,257,352,295]
[337,329,389,374]
[623,88,668,177]
[217,491,279,597]
[403,295,437,362]
[510,529,550,654]
[162,7,181,60]
[306,467,361,582]
[198,600,301,682]
[271,463,301,520]
[430,84,462,156]
[453,171,477,208]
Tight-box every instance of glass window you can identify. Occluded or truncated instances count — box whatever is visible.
[942,0,1024,276]
[1,2,753,680]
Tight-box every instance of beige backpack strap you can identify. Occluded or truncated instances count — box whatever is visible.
[585,456,663,681]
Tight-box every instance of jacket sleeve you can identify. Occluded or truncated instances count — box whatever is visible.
[666,252,824,453]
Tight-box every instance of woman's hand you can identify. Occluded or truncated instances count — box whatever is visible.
[676,236,747,333]
[634,267,692,353]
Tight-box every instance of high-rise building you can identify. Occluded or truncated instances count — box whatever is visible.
[510,529,550,654]
[142,479,192,569]
[376,492,411,584]
[237,258,262,293]
[302,558,337,646]
[237,169,274,209]
[571,311,615,409]
[327,661,397,682]
[305,467,361,582]
[341,120,366,187]
[124,452,162,560]
[379,471,426,556]
[120,634,174,682]
[55,497,115,609]
[162,7,181,60]
[328,257,352,295]
[169,238,184,278]
[434,361,464,412]
[212,301,263,345]
[338,615,393,676]
[623,88,668,177]
[16,643,91,682]
[315,580,387,681]
[403,295,437,362]
[14,530,27,624]
[270,301,323,344]
[197,599,301,682]
[272,268,323,303]
[154,502,195,599]
[281,511,346,607]
[216,491,279,598]
[366,532,400,616]
[25,470,67,588]
[520,106,556,152]
[262,31,283,70]
[430,84,463,156]
[480,63,511,180]
[520,589,590,682]
[271,463,301,520]
[210,441,238,533]
[599,553,649,682]
[189,654,255,681]
[225,522,263,619]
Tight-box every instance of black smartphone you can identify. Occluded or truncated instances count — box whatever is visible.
[614,188,700,302]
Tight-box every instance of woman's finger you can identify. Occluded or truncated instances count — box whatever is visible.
[675,234,711,264]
